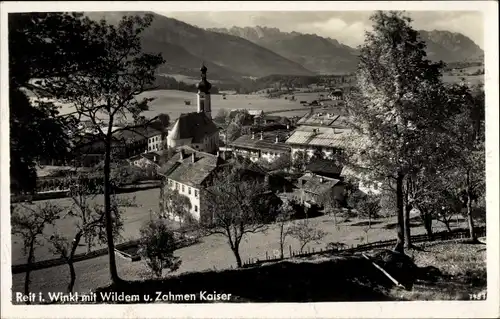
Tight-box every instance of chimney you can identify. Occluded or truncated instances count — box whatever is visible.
[275,135,279,143]
[251,132,255,139]
[153,155,158,163]
[319,176,324,183]
[179,149,185,159]
[286,124,290,130]
[260,132,263,140]
[191,152,196,163]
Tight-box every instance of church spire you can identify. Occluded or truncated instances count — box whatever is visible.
[196,62,212,119]
[196,62,211,94]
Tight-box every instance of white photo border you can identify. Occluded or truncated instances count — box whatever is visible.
[1,1,498,318]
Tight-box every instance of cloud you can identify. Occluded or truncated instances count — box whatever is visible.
[158,11,484,49]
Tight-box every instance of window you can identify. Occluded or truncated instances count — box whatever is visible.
[175,182,179,190]
[195,190,198,198]
[188,187,191,195]
[182,185,185,193]
[194,205,198,212]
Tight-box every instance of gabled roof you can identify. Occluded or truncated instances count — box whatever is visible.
[114,126,162,142]
[169,112,219,143]
[159,146,224,187]
[306,159,343,176]
[298,173,342,196]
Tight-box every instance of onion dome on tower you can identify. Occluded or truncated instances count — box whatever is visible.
[196,63,212,94]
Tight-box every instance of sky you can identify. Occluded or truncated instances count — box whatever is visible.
[158,11,484,49]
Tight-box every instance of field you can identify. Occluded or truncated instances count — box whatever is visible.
[50,90,331,122]
[442,74,484,86]
[11,202,472,299]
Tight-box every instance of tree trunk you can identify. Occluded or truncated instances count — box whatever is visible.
[404,177,413,248]
[68,232,82,292]
[67,260,76,293]
[24,241,35,304]
[466,170,477,242]
[279,224,285,259]
[394,173,405,253]
[231,246,242,268]
[159,179,164,216]
[404,203,413,248]
[86,237,92,254]
[104,125,120,284]
[421,210,434,240]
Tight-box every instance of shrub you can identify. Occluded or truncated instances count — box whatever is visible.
[138,219,181,278]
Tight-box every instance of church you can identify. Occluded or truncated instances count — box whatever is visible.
[166,64,220,154]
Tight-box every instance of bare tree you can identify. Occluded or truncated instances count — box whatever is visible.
[200,167,271,267]
[11,202,61,302]
[47,175,127,292]
[276,201,294,259]
[287,218,326,253]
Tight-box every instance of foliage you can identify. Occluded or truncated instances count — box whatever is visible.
[200,166,272,267]
[292,151,309,172]
[226,122,243,142]
[343,11,456,252]
[8,12,102,194]
[11,202,62,301]
[287,218,326,253]
[138,219,181,278]
[214,108,229,124]
[162,188,192,226]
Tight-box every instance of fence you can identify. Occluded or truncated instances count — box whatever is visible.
[242,226,486,267]
[11,231,199,274]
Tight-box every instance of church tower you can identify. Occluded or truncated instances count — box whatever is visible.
[196,63,212,119]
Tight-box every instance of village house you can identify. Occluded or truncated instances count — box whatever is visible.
[166,64,219,154]
[285,110,349,161]
[127,152,160,169]
[158,146,225,222]
[230,131,291,163]
[296,172,345,207]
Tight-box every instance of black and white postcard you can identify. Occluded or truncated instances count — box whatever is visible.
[1,1,498,318]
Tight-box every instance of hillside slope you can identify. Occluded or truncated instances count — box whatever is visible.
[85,12,315,78]
[209,26,484,74]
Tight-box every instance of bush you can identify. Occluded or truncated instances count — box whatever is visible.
[138,219,181,278]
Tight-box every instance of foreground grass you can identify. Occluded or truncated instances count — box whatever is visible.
[12,239,485,304]
[388,240,487,301]
[12,212,474,301]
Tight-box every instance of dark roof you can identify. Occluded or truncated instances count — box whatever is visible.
[306,159,343,176]
[299,174,342,195]
[230,134,291,153]
[114,126,162,142]
[169,112,219,143]
[159,146,224,187]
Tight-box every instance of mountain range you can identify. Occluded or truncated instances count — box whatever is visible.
[85,12,484,79]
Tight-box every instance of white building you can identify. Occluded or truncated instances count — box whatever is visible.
[230,132,291,163]
[166,64,219,154]
[285,111,349,161]
[159,146,224,222]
